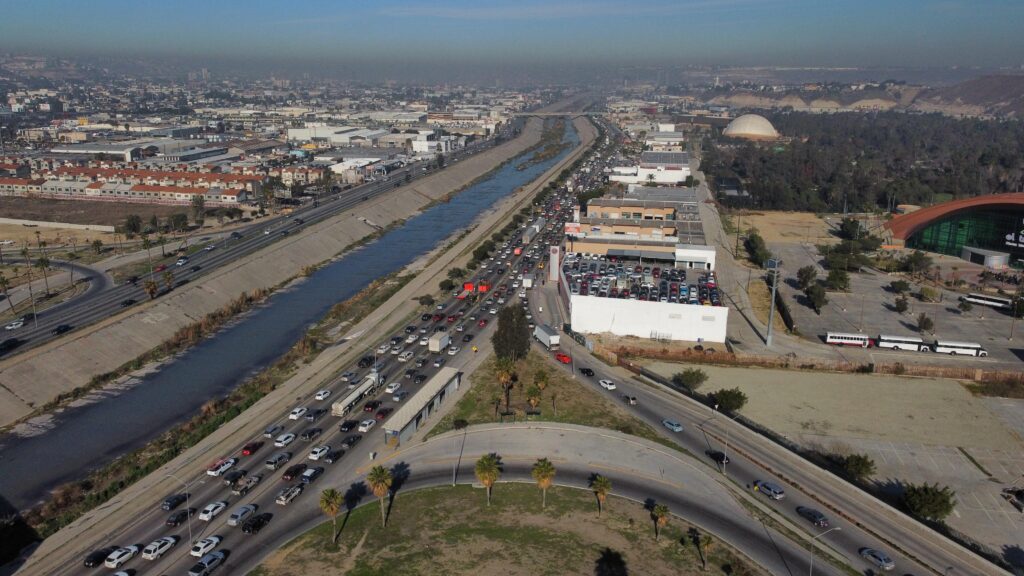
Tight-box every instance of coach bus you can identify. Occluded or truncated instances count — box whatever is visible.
[825,332,873,348]
[960,293,1014,310]
[876,334,929,352]
[932,340,988,357]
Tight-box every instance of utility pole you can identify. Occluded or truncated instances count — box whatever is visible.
[765,259,781,348]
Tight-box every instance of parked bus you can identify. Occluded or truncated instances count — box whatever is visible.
[960,293,1014,310]
[825,332,873,348]
[876,334,929,352]
[932,340,988,357]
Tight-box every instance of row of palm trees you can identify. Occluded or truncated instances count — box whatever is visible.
[316,456,681,543]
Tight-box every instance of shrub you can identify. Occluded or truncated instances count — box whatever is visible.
[671,368,708,390]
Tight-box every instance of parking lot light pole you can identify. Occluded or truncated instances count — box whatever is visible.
[165,472,194,545]
[808,526,840,576]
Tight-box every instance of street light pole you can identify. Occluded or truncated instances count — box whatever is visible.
[808,526,841,576]
[165,472,194,545]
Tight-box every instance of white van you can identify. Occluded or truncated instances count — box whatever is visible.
[755,480,786,500]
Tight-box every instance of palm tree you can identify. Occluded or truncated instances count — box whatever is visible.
[531,458,556,508]
[19,246,35,308]
[699,534,714,571]
[142,235,154,280]
[157,234,167,257]
[143,280,158,300]
[319,488,344,543]
[588,474,612,515]
[475,453,501,506]
[91,239,103,255]
[526,386,541,410]
[534,369,548,392]
[367,465,393,528]
[495,358,515,413]
[163,270,174,291]
[652,504,670,541]
[0,274,14,316]
[35,256,51,295]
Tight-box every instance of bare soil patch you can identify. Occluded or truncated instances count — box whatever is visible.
[0,197,186,227]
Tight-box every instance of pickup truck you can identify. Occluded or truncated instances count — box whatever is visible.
[231,474,262,496]
[275,484,303,506]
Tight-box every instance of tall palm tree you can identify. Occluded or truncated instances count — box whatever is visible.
[366,465,393,528]
[531,458,556,508]
[495,358,515,413]
[0,274,14,316]
[319,488,344,543]
[157,234,167,257]
[143,280,159,300]
[163,270,174,291]
[475,453,501,506]
[591,475,612,517]
[652,504,670,541]
[19,246,35,309]
[141,234,153,279]
[35,256,51,295]
[700,534,714,571]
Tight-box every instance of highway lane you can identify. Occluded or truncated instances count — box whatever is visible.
[0,130,509,358]
[531,280,1005,575]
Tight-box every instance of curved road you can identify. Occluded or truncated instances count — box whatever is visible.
[0,258,111,322]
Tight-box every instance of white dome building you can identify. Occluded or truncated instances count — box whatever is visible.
[722,114,779,140]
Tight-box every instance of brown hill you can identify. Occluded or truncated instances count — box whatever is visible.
[910,75,1024,117]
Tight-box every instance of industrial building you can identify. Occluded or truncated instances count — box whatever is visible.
[382,368,462,447]
[609,151,692,185]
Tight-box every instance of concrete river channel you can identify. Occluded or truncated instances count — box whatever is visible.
[0,121,579,509]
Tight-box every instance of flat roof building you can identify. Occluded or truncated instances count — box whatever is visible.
[382,367,461,447]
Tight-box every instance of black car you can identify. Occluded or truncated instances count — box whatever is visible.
[323,450,345,464]
[404,369,417,379]
[339,420,358,433]
[404,325,418,334]
[300,427,322,441]
[578,368,595,377]
[223,469,247,487]
[461,333,474,342]
[340,435,362,450]
[304,408,327,422]
[230,231,243,239]
[705,450,730,464]
[83,546,119,568]
[796,506,829,527]
[190,265,202,272]
[0,338,22,355]
[166,507,196,526]
[161,493,189,511]
[414,358,427,368]
[119,298,136,307]
[282,464,307,481]
[357,356,374,368]
[301,466,325,484]
[413,374,428,384]
[420,313,432,322]
[242,512,272,534]
[51,324,72,336]
[125,275,139,285]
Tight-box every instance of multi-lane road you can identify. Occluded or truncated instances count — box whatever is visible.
[0,131,508,359]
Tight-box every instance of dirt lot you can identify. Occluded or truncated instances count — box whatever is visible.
[252,484,764,576]
[736,211,838,245]
[0,197,187,227]
[0,223,116,249]
[645,361,1023,450]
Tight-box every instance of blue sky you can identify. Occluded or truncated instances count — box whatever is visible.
[1,0,1022,68]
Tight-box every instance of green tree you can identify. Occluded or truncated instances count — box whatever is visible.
[838,217,863,241]
[417,294,435,307]
[889,280,911,294]
[124,214,142,235]
[917,312,934,334]
[91,239,104,254]
[590,475,612,517]
[901,250,933,275]
[700,534,714,571]
[671,368,708,390]
[190,194,206,226]
[35,256,51,295]
[743,231,772,266]
[169,213,189,232]
[0,274,14,316]
[142,236,154,279]
[531,458,556,508]
[805,284,828,314]
[902,483,956,521]
[712,388,747,413]
[894,295,909,314]
[162,270,174,291]
[826,268,850,291]
[143,280,159,299]
[957,300,973,314]
[796,265,818,291]
[491,306,530,362]
[839,453,876,482]
[526,385,542,410]
[319,488,343,543]
[446,267,466,280]
[439,278,454,292]
[652,504,670,541]
[475,453,501,506]
[367,465,393,528]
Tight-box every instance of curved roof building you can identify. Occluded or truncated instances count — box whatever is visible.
[722,114,779,140]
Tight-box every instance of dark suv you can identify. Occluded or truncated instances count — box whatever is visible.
[242,512,272,534]
[161,493,189,511]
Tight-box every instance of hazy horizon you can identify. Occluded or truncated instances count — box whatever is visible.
[2,0,1022,78]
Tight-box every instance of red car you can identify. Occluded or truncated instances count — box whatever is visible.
[375,407,393,420]
[478,319,488,327]
[241,441,264,456]
[432,314,444,322]
[363,400,382,412]
[447,315,457,323]
[555,353,572,364]
[155,264,168,272]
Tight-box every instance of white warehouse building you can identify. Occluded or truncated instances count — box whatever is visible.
[570,295,728,343]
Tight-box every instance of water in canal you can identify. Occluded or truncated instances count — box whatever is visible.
[0,121,580,509]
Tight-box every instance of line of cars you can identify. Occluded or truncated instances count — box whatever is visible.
[564,255,722,306]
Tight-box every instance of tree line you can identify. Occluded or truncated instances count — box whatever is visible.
[702,111,1024,211]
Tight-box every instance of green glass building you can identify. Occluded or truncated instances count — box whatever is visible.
[906,208,1024,263]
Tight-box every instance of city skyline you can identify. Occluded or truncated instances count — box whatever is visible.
[1,0,1022,73]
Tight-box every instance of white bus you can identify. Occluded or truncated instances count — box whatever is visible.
[932,340,988,357]
[960,293,1014,310]
[825,332,873,348]
[876,334,929,352]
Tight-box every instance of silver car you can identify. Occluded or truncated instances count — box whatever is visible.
[859,548,895,571]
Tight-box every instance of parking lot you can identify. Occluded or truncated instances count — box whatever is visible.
[562,255,724,307]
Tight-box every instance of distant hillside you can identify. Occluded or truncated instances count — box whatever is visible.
[909,75,1024,117]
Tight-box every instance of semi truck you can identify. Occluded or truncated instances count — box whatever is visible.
[428,332,451,353]
[534,324,560,350]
